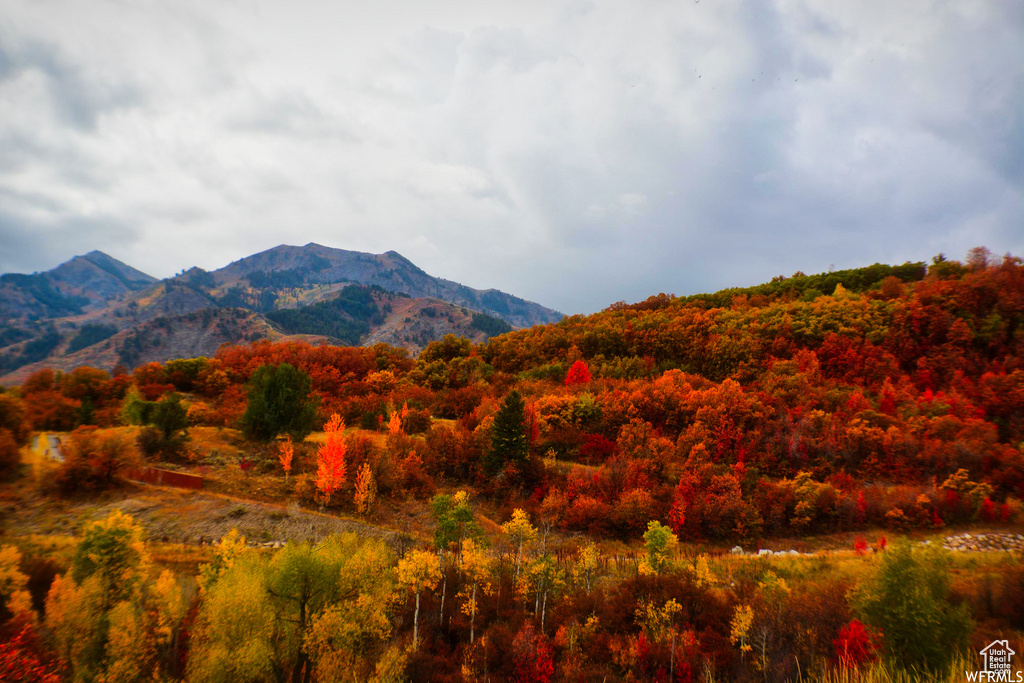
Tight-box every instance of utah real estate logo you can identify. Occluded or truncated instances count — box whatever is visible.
[967,640,1021,682]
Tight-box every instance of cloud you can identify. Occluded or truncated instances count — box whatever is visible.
[0,0,1020,314]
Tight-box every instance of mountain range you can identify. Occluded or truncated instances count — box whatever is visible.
[0,244,563,384]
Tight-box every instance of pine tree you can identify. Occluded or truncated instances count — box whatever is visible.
[486,390,528,475]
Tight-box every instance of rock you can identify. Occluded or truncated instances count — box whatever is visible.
[731,546,744,555]
[758,549,773,557]
[788,550,800,556]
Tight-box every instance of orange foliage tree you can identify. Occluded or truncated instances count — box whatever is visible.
[315,414,347,505]
[278,436,294,482]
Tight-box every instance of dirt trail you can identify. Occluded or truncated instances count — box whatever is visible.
[2,482,401,549]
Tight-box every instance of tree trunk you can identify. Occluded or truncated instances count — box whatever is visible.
[292,595,308,683]
[514,539,523,587]
[438,550,446,627]
[470,582,477,644]
[541,589,548,633]
[414,590,421,648]
[670,631,675,682]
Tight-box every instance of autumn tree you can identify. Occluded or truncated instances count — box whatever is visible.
[304,536,400,682]
[152,569,189,679]
[571,542,600,593]
[53,427,138,496]
[430,491,480,628]
[565,359,592,386]
[502,508,537,588]
[187,554,275,683]
[315,414,347,506]
[0,545,33,626]
[524,553,565,633]
[46,511,155,682]
[240,363,319,442]
[0,393,29,480]
[833,619,882,669]
[640,521,677,575]
[265,539,347,683]
[354,462,377,515]
[278,435,294,481]
[458,538,493,644]
[486,389,529,475]
[512,622,554,683]
[397,550,441,649]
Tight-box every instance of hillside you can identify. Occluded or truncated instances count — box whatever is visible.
[2,249,1023,682]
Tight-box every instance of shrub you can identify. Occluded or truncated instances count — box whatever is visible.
[833,619,882,669]
[53,427,139,496]
[856,540,971,672]
[136,426,186,461]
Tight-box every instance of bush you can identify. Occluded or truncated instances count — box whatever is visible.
[402,407,432,434]
[53,427,139,496]
[0,430,20,481]
[136,426,186,461]
[856,540,972,672]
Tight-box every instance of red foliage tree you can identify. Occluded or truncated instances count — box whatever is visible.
[0,621,60,682]
[512,622,554,683]
[833,619,882,669]
[565,360,592,386]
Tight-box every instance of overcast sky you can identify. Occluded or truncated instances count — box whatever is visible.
[1,0,1021,314]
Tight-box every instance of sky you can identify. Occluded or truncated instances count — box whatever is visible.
[0,0,1021,315]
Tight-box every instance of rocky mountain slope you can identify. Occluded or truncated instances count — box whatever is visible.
[0,245,560,383]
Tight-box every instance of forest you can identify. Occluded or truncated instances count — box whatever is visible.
[0,247,1022,682]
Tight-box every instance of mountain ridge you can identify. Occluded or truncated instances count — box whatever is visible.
[0,244,562,382]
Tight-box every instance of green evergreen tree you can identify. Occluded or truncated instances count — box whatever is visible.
[240,363,319,442]
[486,389,528,475]
[151,393,189,440]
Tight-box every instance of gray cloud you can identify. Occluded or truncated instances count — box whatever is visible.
[0,0,1020,314]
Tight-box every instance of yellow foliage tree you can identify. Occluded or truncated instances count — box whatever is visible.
[153,569,188,673]
[730,604,754,654]
[187,555,275,683]
[354,462,377,515]
[571,542,600,593]
[458,539,493,644]
[0,545,33,623]
[501,508,537,588]
[103,600,156,683]
[302,535,399,682]
[198,528,248,593]
[524,553,565,633]
[397,550,441,648]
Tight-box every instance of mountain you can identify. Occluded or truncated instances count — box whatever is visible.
[206,243,561,329]
[0,245,561,383]
[0,250,158,321]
